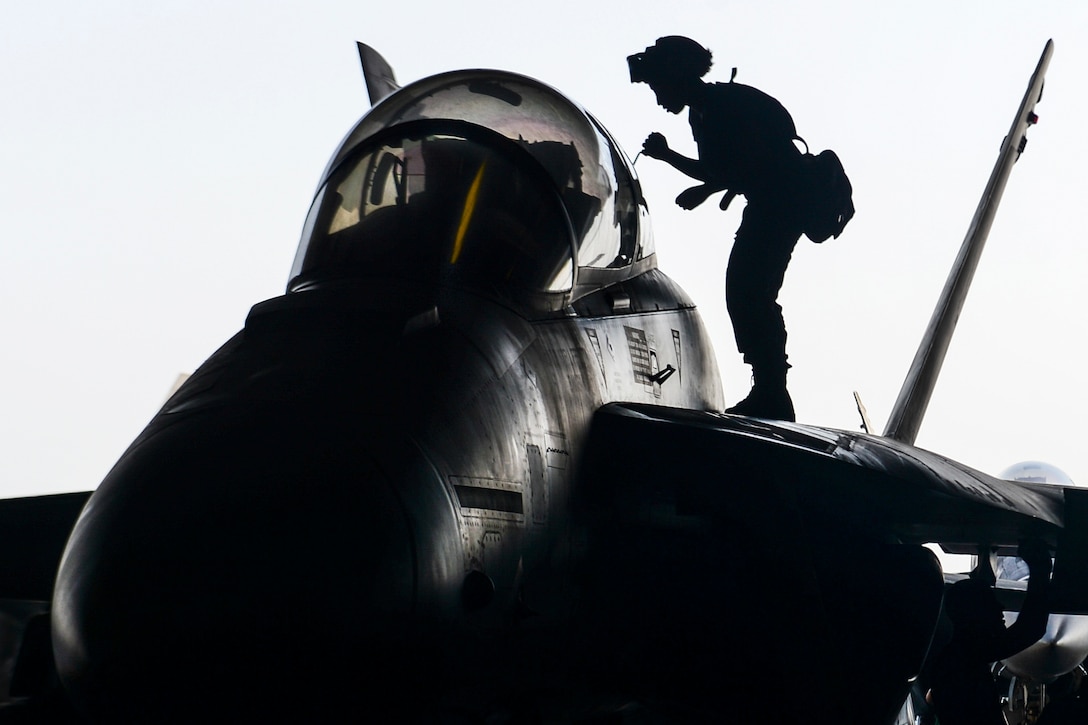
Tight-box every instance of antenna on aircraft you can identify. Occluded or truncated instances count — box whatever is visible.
[883,40,1053,445]
[357,42,400,106]
[853,391,874,434]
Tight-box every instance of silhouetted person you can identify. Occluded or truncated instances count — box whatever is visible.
[1038,670,1088,724]
[628,36,852,421]
[928,539,1053,725]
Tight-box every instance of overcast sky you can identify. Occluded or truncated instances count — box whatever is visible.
[3,1,1086,498]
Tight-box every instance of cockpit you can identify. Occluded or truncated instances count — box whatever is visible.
[288,70,654,311]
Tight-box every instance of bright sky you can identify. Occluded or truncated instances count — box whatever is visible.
[3,1,1086,498]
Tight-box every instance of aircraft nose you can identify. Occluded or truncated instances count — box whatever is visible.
[51,404,421,718]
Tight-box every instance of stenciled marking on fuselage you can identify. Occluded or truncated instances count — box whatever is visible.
[624,326,652,385]
[584,328,607,382]
[671,329,683,381]
[452,481,524,515]
[545,432,569,472]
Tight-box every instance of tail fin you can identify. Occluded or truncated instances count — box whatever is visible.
[883,40,1053,444]
[357,42,400,106]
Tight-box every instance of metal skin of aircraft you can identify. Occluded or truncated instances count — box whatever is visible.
[1,40,1085,723]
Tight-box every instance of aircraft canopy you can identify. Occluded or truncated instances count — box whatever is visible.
[289,70,654,307]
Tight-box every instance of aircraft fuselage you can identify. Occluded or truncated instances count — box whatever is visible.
[51,265,723,717]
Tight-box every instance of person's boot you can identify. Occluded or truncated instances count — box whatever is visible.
[725,366,795,421]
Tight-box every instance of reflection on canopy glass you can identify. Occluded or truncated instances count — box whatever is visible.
[290,123,576,300]
[315,71,654,282]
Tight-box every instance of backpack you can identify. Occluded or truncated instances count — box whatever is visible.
[800,149,854,243]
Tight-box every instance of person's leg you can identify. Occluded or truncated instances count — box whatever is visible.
[724,204,800,420]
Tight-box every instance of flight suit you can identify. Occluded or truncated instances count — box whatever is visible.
[689,83,806,388]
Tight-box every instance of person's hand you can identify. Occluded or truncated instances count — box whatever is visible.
[642,132,670,159]
[1018,538,1053,579]
[675,184,715,210]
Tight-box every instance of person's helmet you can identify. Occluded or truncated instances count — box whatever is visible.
[627,36,713,85]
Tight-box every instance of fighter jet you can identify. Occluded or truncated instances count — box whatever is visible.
[0,40,1082,723]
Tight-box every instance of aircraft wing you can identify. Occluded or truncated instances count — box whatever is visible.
[582,402,1067,563]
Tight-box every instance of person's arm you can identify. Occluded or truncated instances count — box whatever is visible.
[991,539,1053,662]
[642,133,715,182]
[642,133,729,209]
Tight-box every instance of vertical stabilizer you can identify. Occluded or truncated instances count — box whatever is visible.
[357,42,400,106]
[883,40,1053,444]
